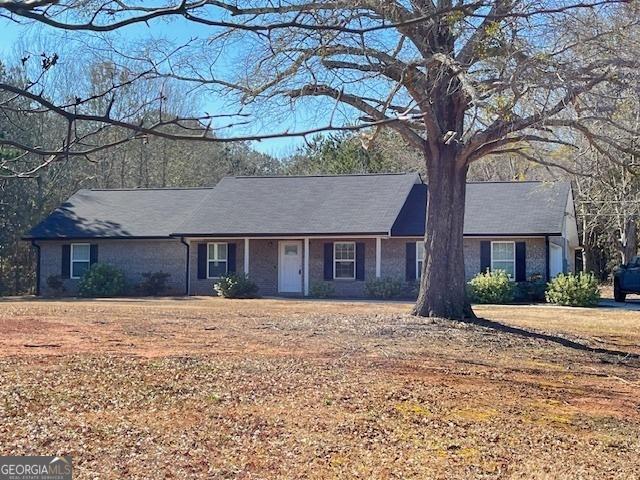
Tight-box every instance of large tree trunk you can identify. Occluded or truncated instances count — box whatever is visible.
[413,148,474,319]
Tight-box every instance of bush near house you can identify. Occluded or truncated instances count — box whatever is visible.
[214,273,259,299]
[309,281,335,298]
[514,280,547,302]
[467,270,515,304]
[78,263,126,297]
[46,274,66,295]
[407,281,420,299]
[365,277,407,299]
[137,271,171,296]
[545,272,600,307]
[513,273,547,302]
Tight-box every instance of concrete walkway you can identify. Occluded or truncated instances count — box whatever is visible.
[598,299,640,311]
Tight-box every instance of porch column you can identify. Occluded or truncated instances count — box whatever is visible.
[304,237,310,296]
[375,237,382,278]
[244,238,250,275]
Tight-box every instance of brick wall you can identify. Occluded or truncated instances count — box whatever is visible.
[188,240,245,295]
[381,238,415,280]
[463,237,547,281]
[37,235,551,298]
[38,239,187,296]
[248,239,278,296]
[383,237,547,282]
[307,238,377,297]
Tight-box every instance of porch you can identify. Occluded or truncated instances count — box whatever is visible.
[185,237,395,297]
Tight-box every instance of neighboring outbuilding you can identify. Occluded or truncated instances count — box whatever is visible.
[24,173,579,297]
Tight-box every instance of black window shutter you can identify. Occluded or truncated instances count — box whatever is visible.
[355,242,365,281]
[323,243,333,280]
[515,242,526,282]
[90,244,98,265]
[197,243,207,279]
[227,243,236,273]
[405,242,416,281]
[480,241,491,274]
[61,244,71,278]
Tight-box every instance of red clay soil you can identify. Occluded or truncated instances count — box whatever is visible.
[1,297,639,479]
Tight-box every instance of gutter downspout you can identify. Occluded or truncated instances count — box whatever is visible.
[180,237,190,296]
[544,235,550,282]
[31,240,41,296]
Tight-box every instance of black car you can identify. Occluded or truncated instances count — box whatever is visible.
[613,257,640,302]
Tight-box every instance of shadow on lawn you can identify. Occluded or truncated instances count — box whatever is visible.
[467,316,640,362]
[0,296,206,303]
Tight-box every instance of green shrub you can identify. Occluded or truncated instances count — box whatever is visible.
[513,274,547,302]
[365,277,406,299]
[78,263,126,297]
[467,270,515,304]
[214,273,259,299]
[309,281,335,298]
[46,274,66,295]
[545,272,600,307]
[137,271,171,296]
[407,281,420,299]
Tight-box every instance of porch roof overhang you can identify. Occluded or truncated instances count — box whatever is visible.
[171,232,390,238]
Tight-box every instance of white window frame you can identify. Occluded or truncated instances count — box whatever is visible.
[207,242,228,279]
[491,241,516,280]
[70,243,91,279]
[416,241,425,279]
[333,241,356,280]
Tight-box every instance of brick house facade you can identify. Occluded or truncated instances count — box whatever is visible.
[26,174,580,298]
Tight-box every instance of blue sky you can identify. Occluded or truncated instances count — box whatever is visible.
[0,16,312,157]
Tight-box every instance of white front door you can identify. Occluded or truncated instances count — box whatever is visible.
[278,241,303,293]
[550,243,564,278]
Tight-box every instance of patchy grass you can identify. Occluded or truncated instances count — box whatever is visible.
[474,304,640,354]
[0,297,639,479]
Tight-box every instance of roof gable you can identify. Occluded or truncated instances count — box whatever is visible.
[27,188,212,239]
[174,173,420,236]
[465,181,570,235]
[392,181,571,236]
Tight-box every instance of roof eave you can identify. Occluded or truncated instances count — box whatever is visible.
[171,231,391,238]
[24,235,174,241]
[462,232,563,237]
[390,232,563,237]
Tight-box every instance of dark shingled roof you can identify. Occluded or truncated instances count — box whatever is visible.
[391,181,571,236]
[26,175,571,240]
[174,173,420,236]
[26,188,212,239]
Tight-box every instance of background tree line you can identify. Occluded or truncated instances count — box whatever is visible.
[4,100,637,297]
[0,57,281,294]
[0,53,409,295]
[2,1,640,296]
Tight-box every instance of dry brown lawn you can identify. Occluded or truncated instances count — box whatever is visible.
[1,297,639,479]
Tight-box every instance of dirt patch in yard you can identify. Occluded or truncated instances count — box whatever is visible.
[1,298,639,479]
